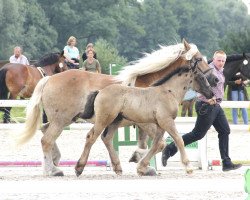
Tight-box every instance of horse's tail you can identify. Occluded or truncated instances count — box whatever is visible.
[16,76,51,145]
[80,91,99,119]
[0,68,9,99]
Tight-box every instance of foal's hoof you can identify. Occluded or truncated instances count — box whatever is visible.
[75,169,83,177]
[144,166,157,176]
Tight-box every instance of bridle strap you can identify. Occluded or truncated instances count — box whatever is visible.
[37,67,47,77]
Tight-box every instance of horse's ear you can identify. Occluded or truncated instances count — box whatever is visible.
[60,50,65,57]
[183,38,191,51]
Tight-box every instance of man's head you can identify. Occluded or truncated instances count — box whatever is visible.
[213,50,227,69]
[14,46,22,58]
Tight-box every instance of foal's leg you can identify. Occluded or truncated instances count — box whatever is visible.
[101,124,123,175]
[159,119,193,174]
[41,123,64,176]
[75,125,104,177]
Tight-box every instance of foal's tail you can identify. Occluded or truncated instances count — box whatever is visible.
[0,68,9,99]
[16,76,51,145]
[80,91,99,119]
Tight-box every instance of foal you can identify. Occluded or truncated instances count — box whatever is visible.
[75,66,213,176]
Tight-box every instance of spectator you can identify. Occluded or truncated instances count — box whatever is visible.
[82,43,97,61]
[227,72,249,124]
[64,36,80,69]
[9,46,29,65]
[181,88,197,117]
[161,50,242,172]
[82,49,101,73]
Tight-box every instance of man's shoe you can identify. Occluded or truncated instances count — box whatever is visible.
[222,163,242,172]
[161,147,171,167]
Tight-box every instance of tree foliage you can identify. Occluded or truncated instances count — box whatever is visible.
[0,0,250,61]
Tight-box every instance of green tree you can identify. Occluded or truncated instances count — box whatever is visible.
[137,0,179,54]
[0,0,26,59]
[94,39,127,74]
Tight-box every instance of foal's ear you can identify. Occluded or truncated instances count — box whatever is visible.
[183,38,191,51]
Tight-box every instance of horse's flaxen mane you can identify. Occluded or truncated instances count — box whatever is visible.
[34,52,60,67]
[151,67,190,87]
[116,43,198,86]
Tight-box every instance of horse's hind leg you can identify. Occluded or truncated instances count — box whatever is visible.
[129,123,166,163]
[41,122,61,166]
[41,123,64,176]
[101,124,123,175]
[75,125,104,177]
[137,127,164,176]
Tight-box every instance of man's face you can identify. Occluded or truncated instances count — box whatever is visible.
[213,54,226,69]
[14,48,21,58]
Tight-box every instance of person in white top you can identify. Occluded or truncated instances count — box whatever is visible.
[63,36,80,69]
[9,46,29,65]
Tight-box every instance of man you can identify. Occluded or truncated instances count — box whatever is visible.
[9,46,29,65]
[161,50,242,172]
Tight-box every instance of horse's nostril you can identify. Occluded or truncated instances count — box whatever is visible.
[215,78,219,83]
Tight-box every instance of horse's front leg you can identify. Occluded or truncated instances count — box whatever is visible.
[159,119,193,174]
[75,126,103,177]
[137,127,164,176]
[101,124,123,175]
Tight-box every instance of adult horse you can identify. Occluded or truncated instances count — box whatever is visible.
[0,51,68,123]
[16,39,217,176]
[75,65,213,176]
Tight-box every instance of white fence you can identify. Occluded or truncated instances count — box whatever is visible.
[0,100,249,170]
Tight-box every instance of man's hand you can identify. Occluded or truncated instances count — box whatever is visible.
[207,97,216,105]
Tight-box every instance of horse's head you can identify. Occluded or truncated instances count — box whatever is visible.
[192,68,214,99]
[56,50,69,73]
[181,39,219,87]
[239,53,250,78]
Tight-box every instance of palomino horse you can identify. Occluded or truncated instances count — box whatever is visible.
[16,39,217,176]
[75,65,213,176]
[0,51,67,123]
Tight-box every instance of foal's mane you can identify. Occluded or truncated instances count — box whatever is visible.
[34,52,60,67]
[116,43,198,85]
[151,67,190,87]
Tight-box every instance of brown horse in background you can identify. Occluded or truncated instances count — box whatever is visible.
[16,39,218,176]
[0,51,67,123]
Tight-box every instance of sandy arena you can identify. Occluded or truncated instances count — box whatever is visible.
[0,125,249,200]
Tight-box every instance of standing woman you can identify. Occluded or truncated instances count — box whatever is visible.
[227,72,249,124]
[64,36,80,69]
[82,49,101,73]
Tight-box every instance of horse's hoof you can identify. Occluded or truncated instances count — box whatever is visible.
[128,152,140,163]
[115,170,123,176]
[53,171,64,176]
[186,168,193,174]
[144,166,157,176]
